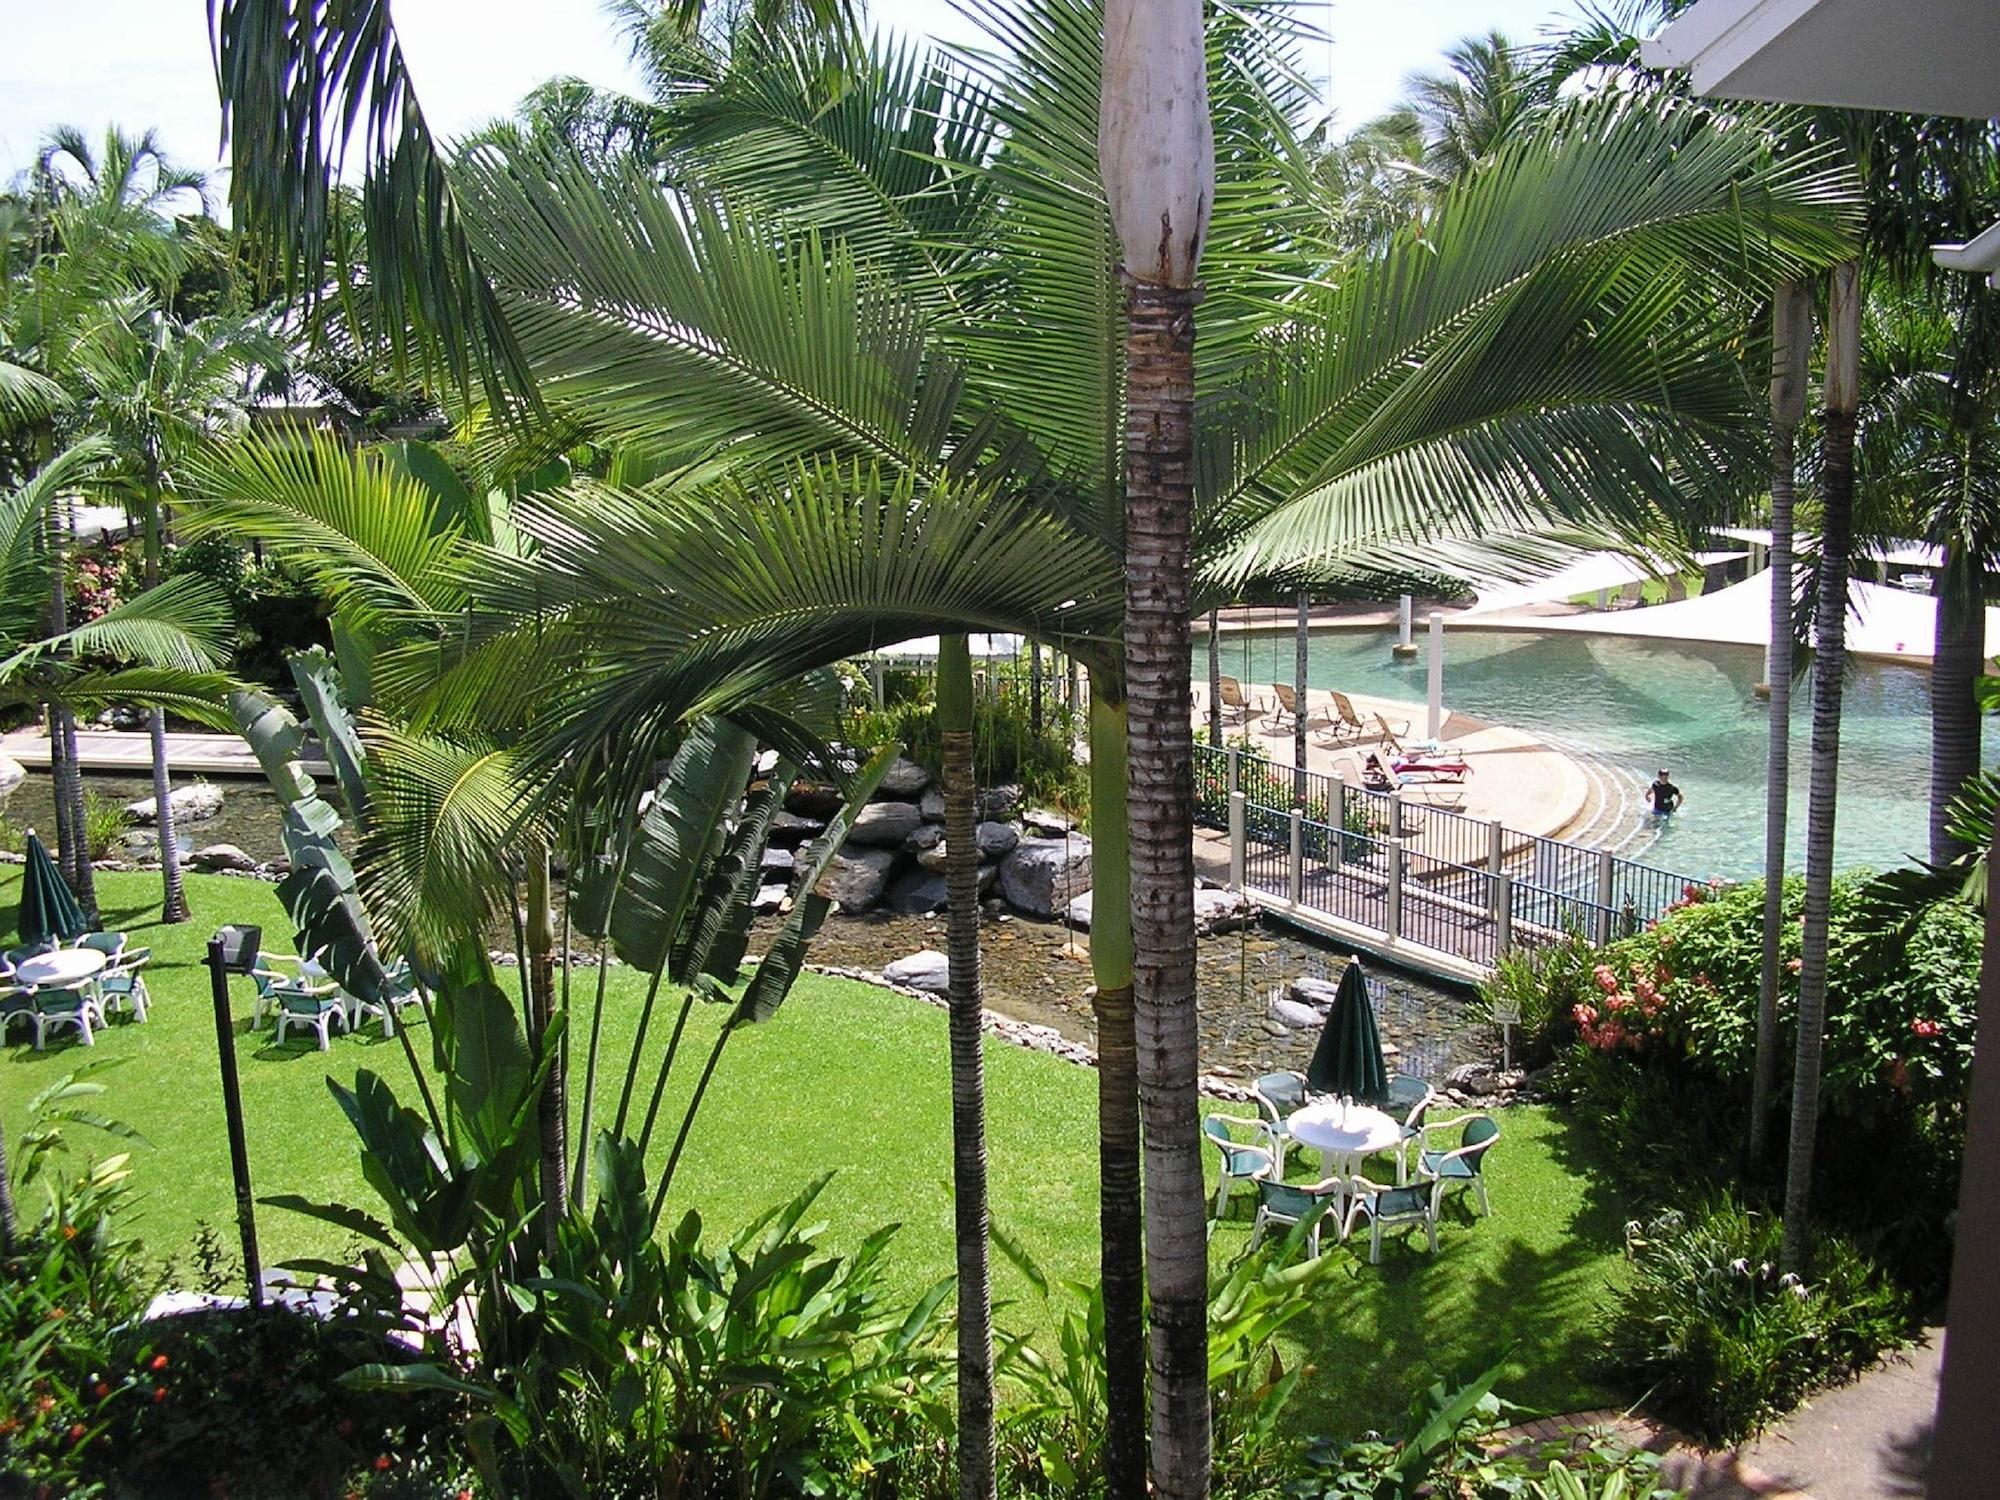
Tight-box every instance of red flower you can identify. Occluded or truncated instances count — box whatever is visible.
[373,1455,393,1472]
[149,1354,169,1372]
[68,1424,87,1443]
[60,1224,77,1241]
[92,1383,109,1401]
[152,1387,168,1404]
[1911,1018,1942,1039]
[1593,964,1620,995]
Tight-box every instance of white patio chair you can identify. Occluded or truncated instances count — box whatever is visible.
[273,988,351,1051]
[1,984,34,1042]
[33,981,106,1049]
[1250,1070,1309,1169]
[1202,1113,1276,1217]
[1342,1175,1439,1264]
[95,946,153,1023]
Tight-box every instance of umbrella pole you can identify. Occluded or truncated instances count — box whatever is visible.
[205,939,264,1310]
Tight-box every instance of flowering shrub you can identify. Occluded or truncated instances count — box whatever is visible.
[1569,957,1671,1054]
[1604,1198,1909,1444]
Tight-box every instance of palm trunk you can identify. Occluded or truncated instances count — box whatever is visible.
[1929,538,1984,865]
[525,841,567,1252]
[1205,609,1221,747]
[939,636,995,1500]
[0,1122,17,1256]
[1029,639,1044,734]
[1123,279,1210,1499]
[1752,283,1809,1170]
[1781,261,1859,1276]
[1088,683,1145,1498]
[44,501,97,922]
[143,475,189,923]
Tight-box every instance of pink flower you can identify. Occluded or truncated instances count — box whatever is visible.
[1572,1003,1599,1027]
[1787,957,1803,973]
[1593,964,1621,995]
[1911,1018,1941,1039]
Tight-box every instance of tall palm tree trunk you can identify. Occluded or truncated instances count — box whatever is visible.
[143,474,189,922]
[1205,609,1221,746]
[1088,683,1145,1497]
[525,841,567,1252]
[939,636,995,1500]
[1101,0,1215,1488]
[1929,538,1984,865]
[1782,260,1859,1276]
[44,502,97,922]
[0,1122,17,1256]
[1123,280,1210,1499]
[1752,282,1809,1169]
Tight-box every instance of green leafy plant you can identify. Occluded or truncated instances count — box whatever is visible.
[1603,1198,1910,1444]
[80,790,131,861]
[844,686,1088,818]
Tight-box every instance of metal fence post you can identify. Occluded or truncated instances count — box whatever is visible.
[1386,840,1403,944]
[1495,872,1513,954]
[1596,848,1616,945]
[1229,791,1247,890]
[1329,772,1346,873]
[1390,789,1405,841]
[1488,819,1507,919]
[1227,747,1241,799]
[1287,809,1304,903]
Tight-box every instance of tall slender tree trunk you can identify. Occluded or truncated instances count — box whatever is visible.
[1123,281,1210,1499]
[1088,683,1145,1497]
[44,502,97,923]
[143,473,189,922]
[525,841,567,1253]
[1029,639,1044,735]
[1782,261,1860,1276]
[0,1122,17,1257]
[1929,538,1984,865]
[939,636,995,1500]
[1293,591,1309,803]
[1752,283,1809,1170]
[1101,0,1215,1486]
[1205,609,1221,747]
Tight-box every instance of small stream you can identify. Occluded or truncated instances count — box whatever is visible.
[6,772,1490,1082]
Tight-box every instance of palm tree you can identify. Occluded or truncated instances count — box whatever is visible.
[1781,259,1861,1275]
[938,634,995,1500]
[1750,281,1811,1169]
[70,309,284,921]
[1402,31,1551,182]
[207,2,1857,1480]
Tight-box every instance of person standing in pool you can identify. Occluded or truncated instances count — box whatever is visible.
[1647,768,1684,817]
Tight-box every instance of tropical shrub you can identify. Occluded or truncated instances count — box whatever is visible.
[80,791,130,862]
[1480,930,1596,1068]
[845,685,1088,816]
[1603,1199,1910,1445]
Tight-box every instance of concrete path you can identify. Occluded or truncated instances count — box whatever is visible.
[0,725,326,777]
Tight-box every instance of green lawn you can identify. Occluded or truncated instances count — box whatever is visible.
[1,864,1631,1437]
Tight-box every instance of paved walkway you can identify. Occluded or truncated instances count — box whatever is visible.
[0,726,326,777]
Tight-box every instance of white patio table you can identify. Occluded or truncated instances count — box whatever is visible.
[1287,1098,1402,1178]
[13,948,106,990]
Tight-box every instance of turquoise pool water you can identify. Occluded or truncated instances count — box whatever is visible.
[1215,627,1993,882]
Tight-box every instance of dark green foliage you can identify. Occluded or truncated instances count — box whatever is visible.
[1603,1198,1910,1445]
[845,681,1088,817]
[1481,931,1594,1069]
[166,535,331,686]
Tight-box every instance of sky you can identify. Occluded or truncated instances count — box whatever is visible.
[0,0,1587,186]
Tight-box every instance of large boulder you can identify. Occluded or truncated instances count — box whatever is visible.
[883,867,949,915]
[883,949,950,994]
[126,783,224,826]
[1194,886,1254,935]
[191,843,257,873]
[905,823,946,855]
[0,753,23,805]
[998,836,1092,919]
[845,800,923,847]
[977,784,1024,822]
[919,786,946,820]
[1287,976,1343,1011]
[877,756,933,799]
[1268,997,1322,1029]
[1023,807,1074,837]
[785,781,845,820]
[760,845,796,875]
[818,847,898,911]
[768,810,826,845]
[975,820,1020,859]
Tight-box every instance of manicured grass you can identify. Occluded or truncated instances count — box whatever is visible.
[1,865,1630,1437]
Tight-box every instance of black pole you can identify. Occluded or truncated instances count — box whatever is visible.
[205,938,263,1309]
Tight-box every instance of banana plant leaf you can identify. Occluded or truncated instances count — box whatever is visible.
[669,759,794,986]
[291,647,373,826]
[229,687,394,1004]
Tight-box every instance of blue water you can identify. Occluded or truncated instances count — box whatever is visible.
[1214,627,1993,882]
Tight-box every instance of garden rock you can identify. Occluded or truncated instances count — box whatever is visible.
[845,800,923,847]
[768,810,825,844]
[877,756,933,798]
[1065,890,1093,928]
[1268,998,1322,1030]
[1288,976,1343,1010]
[977,784,1023,822]
[883,868,949,915]
[191,843,257,873]
[916,840,951,872]
[0,753,23,805]
[1023,807,1073,836]
[975,820,1020,859]
[760,845,795,874]
[883,949,950,994]
[126,783,224,825]
[818,847,898,910]
[919,787,946,820]
[1194,887,1253,934]
[998,836,1091,919]
[905,823,946,854]
[785,780,845,820]
[753,884,790,915]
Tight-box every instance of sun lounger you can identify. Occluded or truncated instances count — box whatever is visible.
[1218,676,1256,724]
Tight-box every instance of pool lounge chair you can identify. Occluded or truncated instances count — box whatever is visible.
[1268,682,1304,734]
[1314,691,1368,746]
[1217,675,1256,724]
[1372,713,1414,754]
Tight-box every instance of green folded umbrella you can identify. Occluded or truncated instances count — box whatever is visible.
[18,831,88,947]
[1305,959,1389,1104]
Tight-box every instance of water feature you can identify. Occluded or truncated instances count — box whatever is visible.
[1213,625,1992,880]
[4,770,317,864]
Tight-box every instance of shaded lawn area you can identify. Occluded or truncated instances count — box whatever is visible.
[0,865,1631,1437]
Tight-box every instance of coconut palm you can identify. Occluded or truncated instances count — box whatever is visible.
[208,0,1856,1482]
[1401,31,1553,183]
[1780,260,1861,1275]
[69,308,286,921]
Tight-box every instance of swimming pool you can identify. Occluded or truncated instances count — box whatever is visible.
[1211,626,1992,881]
